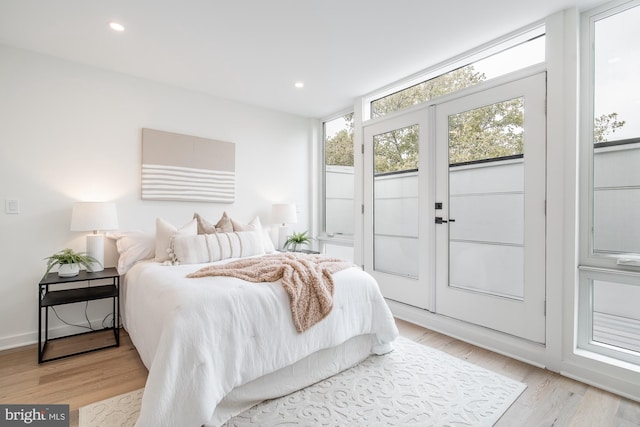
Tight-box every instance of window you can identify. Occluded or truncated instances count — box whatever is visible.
[579,0,640,366]
[370,34,545,118]
[590,2,640,256]
[323,113,355,237]
[579,269,640,365]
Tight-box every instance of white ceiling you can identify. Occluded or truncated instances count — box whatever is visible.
[0,0,601,118]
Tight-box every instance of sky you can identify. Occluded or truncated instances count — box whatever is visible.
[473,36,545,80]
[594,4,640,141]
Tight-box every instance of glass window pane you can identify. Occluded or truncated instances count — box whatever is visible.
[371,35,544,118]
[592,4,640,255]
[373,125,419,278]
[448,99,524,299]
[593,5,640,142]
[371,66,485,118]
[449,98,524,164]
[593,279,640,355]
[472,36,545,80]
[324,113,354,236]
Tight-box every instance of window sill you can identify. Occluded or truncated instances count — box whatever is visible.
[317,234,354,246]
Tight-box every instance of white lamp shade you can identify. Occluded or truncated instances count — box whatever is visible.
[272,203,297,225]
[70,202,119,232]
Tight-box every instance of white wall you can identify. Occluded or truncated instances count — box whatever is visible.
[0,45,314,349]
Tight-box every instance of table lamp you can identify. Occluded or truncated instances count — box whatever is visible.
[70,202,119,272]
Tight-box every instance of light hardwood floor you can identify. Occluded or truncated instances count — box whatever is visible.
[1,320,639,426]
[396,319,640,427]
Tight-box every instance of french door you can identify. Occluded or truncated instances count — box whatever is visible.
[364,73,547,343]
[434,73,546,343]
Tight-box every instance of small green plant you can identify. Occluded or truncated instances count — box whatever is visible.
[44,248,99,276]
[283,230,313,252]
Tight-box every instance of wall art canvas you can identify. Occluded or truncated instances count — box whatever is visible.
[141,128,235,203]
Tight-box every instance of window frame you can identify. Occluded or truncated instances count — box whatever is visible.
[578,267,640,367]
[577,0,640,368]
[579,0,640,269]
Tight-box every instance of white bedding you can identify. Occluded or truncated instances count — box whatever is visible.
[123,256,399,427]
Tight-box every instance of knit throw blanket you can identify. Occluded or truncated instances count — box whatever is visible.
[187,253,354,332]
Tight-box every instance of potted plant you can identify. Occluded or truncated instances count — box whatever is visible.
[44,248,100,277]
[283,230,313,252]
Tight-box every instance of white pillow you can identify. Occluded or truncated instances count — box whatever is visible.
[231,216,276,253]
[170,234,211,264]
[171,230,265,264]
[106,231,155,275]
[231,215,261,231]
[261,227,276,254]
[237,230,265,257]
[155,218,197,262]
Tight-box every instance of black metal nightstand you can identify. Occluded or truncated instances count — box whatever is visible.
[38,267,120,363]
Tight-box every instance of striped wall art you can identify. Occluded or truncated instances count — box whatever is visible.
[141,128,235,203]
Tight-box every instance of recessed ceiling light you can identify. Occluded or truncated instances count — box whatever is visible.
[294,82,304,89]
[109,22,125,32]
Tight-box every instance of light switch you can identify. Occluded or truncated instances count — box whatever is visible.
[5,199,20,214]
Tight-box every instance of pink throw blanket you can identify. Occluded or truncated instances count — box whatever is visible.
[187,252,354,332]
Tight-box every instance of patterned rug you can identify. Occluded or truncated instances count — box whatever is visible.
[79,337,526,427]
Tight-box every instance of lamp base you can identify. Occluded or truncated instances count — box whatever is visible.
[86,234,105,272]
[278,225,291,251]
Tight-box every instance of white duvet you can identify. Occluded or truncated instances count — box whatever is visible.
[123,257,399,427]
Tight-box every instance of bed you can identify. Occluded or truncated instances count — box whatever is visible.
[112,215,399,427]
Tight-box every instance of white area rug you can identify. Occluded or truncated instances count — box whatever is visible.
[79,337,526,427]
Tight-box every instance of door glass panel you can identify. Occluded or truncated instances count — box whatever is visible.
[448,98,525,299]
[373,125,419,278]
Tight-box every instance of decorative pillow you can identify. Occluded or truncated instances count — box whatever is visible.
[231,216,260,231]
[216,211,233,233]
[170,234,211,264]
[170,230,265,264]
[193,212,217,234]
[261,228,276,254]
[236,230,265,257]
[106,231,155,275]
[231,216,276,254]
[155,218,197,262]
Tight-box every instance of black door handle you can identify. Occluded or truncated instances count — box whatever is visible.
[435,217,456,224]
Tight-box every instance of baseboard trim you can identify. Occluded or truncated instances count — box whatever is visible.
[388,299,640,403]
[561,361,640,403]
[0,320,115,352]
[387,299,548,369]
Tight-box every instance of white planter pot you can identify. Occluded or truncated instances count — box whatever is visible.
[58,263,80,277]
